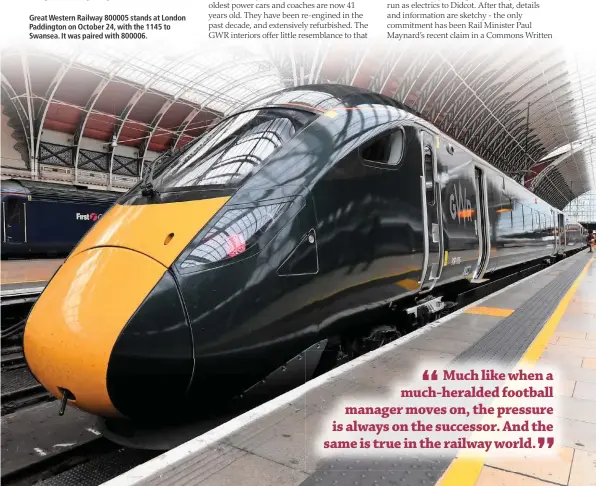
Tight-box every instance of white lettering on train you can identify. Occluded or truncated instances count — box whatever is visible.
[76,212,102,221]
[449,182,472,226]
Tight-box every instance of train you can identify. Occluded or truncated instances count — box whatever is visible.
[1,179,120,259]
[23,84,588,426]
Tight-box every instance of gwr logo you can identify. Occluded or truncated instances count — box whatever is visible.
[76,212,101,221]
[449,182,473,225]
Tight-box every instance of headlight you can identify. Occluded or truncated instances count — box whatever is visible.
[179,202,290,270]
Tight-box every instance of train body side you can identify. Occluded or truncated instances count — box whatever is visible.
[168,107,580,412]
[436,146,558,285]
[418,119,584,289]
[1,180,118,258]
[159,107,586,416]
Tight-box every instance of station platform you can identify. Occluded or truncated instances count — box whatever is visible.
[0,259,62,299]
[103,250,596,486]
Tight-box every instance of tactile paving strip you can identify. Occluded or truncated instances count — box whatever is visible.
[453,255,588,366]
[38,449,159,486]
[304,455,456,486]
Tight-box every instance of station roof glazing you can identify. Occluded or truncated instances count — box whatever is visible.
[564,190,596,223]
[32,43,285,115]
[1,41,594,212]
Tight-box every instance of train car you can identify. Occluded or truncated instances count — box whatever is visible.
[23,84,588,426]
[564,220,587,248]
[1,179,120,259]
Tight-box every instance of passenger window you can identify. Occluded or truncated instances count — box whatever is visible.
[5,199,22,224]
[360,129,405,167]
[509,199,521,229]
[423,145,435,205]
[497,197,513,228]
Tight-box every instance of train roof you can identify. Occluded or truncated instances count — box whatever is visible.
[0,179,121,204]
[240,84,421,117]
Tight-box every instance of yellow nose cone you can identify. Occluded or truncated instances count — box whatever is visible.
[23,247,166,417]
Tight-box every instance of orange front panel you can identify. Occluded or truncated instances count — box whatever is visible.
[23,247,166,417]
[71,197,230,267]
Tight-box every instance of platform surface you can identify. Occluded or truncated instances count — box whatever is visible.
[0,258,62,295]
[102,250,596,486]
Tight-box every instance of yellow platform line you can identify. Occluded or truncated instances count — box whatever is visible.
[437,255,594,486]
[396,278,420,291]
[0,278,49,285]
[464,306,514,318]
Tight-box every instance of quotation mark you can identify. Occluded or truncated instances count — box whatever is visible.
[422,370,438,381]
[537,437,554,448]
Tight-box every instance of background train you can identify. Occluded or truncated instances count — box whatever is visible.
[1,179,119,259]
[23,84,588,428]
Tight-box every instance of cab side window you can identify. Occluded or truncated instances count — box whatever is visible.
[359,128,405,168]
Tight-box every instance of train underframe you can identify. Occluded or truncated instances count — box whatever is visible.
[237,245,585,399]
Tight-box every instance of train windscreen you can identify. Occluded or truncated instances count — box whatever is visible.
[148,107,317,192]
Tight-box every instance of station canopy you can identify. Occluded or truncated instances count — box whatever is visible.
[1,41,594,213]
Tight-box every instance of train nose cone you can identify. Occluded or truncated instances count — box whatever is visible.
[23,247,168,418]
[106,269,194,421]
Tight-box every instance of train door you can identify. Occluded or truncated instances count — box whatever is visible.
[558,213,565,251]
[550,210,558,254]
[472,167,490,281]
[3,198,26,244]
[419,130,444,291]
